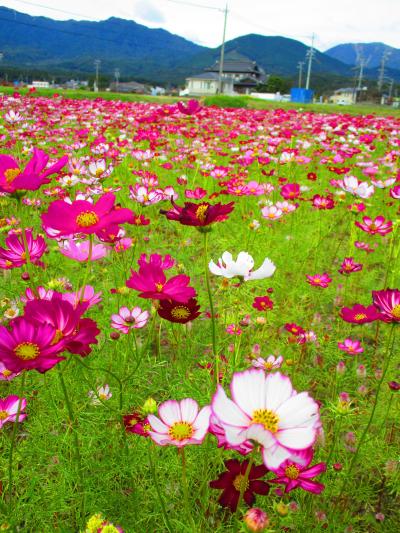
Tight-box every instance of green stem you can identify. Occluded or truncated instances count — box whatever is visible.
[338,326,396,497]
[7,370,27,504]
[148,442,173,533]
[57,366,85,522]
[203,231,218,384]
[180,447,194,527]
[79,234,93,302]
[235,448,257,521]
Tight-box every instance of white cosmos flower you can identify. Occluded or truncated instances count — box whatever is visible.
[211,369,321,469]
[209,252,276,281]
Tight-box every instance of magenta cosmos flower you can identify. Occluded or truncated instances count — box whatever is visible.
[211,369,321,469]
[24,297,100,356]
[126,262,196,303]
[160,199,234,227]
[306,273,332,288]
[147,398,211,447]
[0,395,27,428]
[372,289,400,323]
[338,257,363,275]
[111,306,150,334]
[269,449,326,494]
[177,99,201,115]
[41,193,134,238]
[0,229,47,269]
[338,338,364,355]
[355,216,393,236]
[0,317,66,373]
[0,148,68,194]
[340,304,381,324]
[390,185,400,199]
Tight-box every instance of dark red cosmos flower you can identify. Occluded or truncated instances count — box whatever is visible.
[252,296,274,312]
[372,289,400,323]
[284,323,305,335]
[160,199,234,227]
[157,298,201,323]
[388,381,400,391]
[209,459,269,512]
[123,411,151,436]
[340,304,381,324]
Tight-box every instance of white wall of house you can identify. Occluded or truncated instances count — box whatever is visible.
[186,78,234,96]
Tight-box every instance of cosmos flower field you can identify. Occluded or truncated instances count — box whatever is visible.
[0,92,399,532]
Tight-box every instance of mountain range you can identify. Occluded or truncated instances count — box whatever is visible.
[0,6,399,87]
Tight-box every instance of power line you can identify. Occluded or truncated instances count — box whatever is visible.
[159,0,224,12]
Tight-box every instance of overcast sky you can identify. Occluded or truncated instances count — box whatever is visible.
[1,0,399,51]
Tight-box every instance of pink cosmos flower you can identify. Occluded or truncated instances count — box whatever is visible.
[0,148,68,194]
[280,183,300,200]
[111,306,150,334]
[177,99,201,115]
[129,185,162,206]
[226,324,242,336]
[354,241,375,253]
[252,355,283,371]
[0,229,47,269]
[312,195,335,210]
[41,193,134,238]
[211,369,321,469]
[0,317,66,373]
[62,285,102,309]
[59,239,109,262]
[126,263,196,303]
[338,338,364,355]
[0,361,20,381]
[390,185,400,199]
[355,216,393,236]
[0,395,27,428]
[137,253,175,271]
[209,414,253,455]
[269,449,326,494]
[372,289,400,323]
[338,257,363,275]
[340,304,381,324]
[306,273,332,288]
[148,398,211,447]
[185,187,207,199]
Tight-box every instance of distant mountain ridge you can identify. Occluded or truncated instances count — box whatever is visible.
[0,6,399,85]
[326,42,400,70]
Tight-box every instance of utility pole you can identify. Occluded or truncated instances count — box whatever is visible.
[378,50,391,92]
[94,59,101,92]
[114,68,120,91]
[305,34,315,90]
[297,61,305,88]
[217,4,228,95]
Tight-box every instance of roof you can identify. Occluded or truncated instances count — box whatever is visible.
[334,87,357,94]
[208,51,262,74]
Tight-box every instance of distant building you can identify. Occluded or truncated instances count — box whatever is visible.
[29,81,50,89]
[330,87,357,105]
[109,81,150,94]
[64,79,89,89]
[184,72,234,96]
[184,51,266,96]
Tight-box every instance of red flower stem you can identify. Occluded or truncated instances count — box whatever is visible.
[338,325,396,499]
[7,370,27,505]
[203,231,218,384]
[57,365,85,524]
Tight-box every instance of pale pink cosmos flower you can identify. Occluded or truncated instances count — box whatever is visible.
[275,201,297,214]
[111,306,150,334]
[0,395,27,428]
[0,362,20,381]
[59,239,109,262]
[261,205,283,220]
[211,369,320,469]
[338,338,364,355]
[148,398,211,447]
[252,355,284,371]
[88,384,112,405]
[129,185,162,206]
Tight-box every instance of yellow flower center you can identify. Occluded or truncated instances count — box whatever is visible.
[168,421,194,441]
[4,168,21,183]
[75,210,99,228]
[155,283,164,292]
[313,277,321,284]
[52,329,64,344]
[14,342,40,360]
[391,304,400,319]
[95,168,104,178]
[195,204,209,223]
[284,464,300,480]
[252,408,279,433]
[354,313,367,321]
[171,306,190,320]
[233,474,250,492]
[264,361,273,370]
[1,369,12,377]
[267,213,276,219]
[0,410,9,420]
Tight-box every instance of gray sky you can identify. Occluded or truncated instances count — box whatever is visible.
[1,0,399,50]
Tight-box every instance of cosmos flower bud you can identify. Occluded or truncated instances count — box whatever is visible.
[244,508,269,532]
[142,398,157,414]
[356,364,367,378]
[276,502,289,516]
